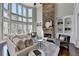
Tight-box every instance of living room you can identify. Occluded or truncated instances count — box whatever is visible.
[0,3,79,56]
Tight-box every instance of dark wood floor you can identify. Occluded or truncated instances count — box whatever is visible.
[58,47,69,56]
[76,48,79,56]
[58,46,79,56]
[0,42,79,56]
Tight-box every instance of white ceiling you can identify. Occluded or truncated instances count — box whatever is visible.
[23,3,42,7]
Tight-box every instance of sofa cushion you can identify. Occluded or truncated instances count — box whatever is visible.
[24,39,30,47]
[24,39,33,47]
[12,38,25,50]
[29,39,33,46]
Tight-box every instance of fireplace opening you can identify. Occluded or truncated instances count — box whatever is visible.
[44,34,51,38]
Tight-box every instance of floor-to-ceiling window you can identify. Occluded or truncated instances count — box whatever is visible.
[1,3,35,40]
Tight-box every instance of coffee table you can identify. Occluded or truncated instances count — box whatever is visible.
[28,49,45,56]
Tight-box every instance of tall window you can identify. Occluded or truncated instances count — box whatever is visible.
[2,3,34,37]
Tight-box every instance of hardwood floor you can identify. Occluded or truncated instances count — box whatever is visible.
[76,48,79,56]
[58,46,79,56]
[58,47,69,56]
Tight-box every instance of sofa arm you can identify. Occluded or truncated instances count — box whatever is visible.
[16,43,37,56]
[7,38,18,56]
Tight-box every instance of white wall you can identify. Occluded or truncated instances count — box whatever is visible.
[55,3,74,17]
[55,3,74,35]
[74,4,79,48]
[36,4,43,38]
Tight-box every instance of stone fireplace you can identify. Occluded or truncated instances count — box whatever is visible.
[43,3,55,38]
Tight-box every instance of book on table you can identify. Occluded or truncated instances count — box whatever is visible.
[33,49,41,56]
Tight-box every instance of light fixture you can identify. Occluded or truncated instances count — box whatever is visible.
[34,3,36,6]
[34,3,42,6]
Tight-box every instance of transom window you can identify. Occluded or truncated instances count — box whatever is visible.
[23,7,26,16]
[3,3,9,18]
[28,8,32,17]
[3,3,8,10]
[12,3,17,14]
[18,5,22,15]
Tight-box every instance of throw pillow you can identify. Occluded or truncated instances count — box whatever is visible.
[12,38,25,50]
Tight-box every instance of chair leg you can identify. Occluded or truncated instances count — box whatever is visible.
[7,49,10,56]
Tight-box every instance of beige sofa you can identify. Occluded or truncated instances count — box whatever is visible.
[6,36,37,56]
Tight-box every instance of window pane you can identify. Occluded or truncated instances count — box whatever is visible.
[18,5,22,15]
[23,7,26,16]
[28,25,32,33]
[28,8,32,17]
[11,23,17,34]
[11,14,17,20]
[28,18,32,22]
[12,3,16,13]
[23,18,27,22]
[17,24,23,34]
[18,17,22,21]
[3,22,9,40]
[3,3,8,10]
[23,24,27,34]
[3,10,9,18]
[3,22,9,34]
[3,21,9,40]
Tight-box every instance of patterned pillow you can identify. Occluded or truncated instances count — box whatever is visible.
[24,39,33,47]
[29,39,33,46]
[12,38,25,50]
[24,39,30,47]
